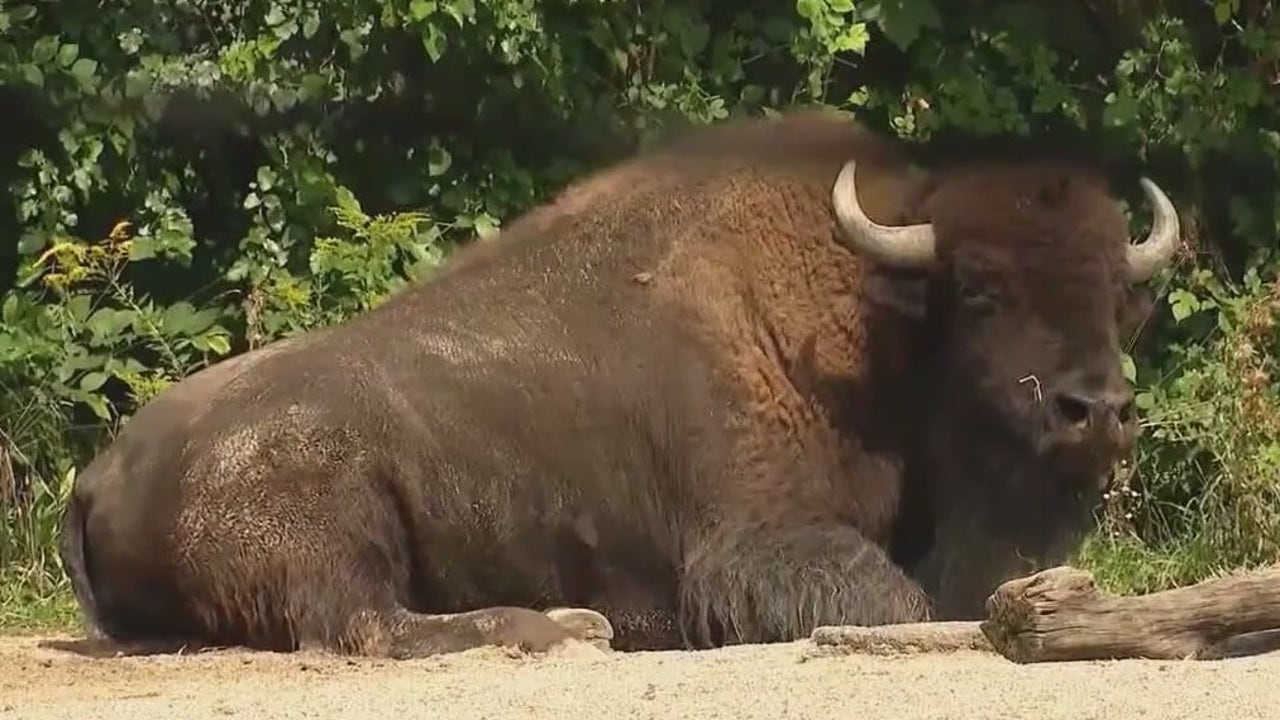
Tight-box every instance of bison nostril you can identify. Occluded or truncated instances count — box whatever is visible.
[1054,394,1091,426]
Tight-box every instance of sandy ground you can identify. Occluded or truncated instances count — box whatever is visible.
[1,632,1276,720]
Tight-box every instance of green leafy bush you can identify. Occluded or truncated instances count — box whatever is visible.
[1081,265,1280,594]
[3,0,1280,627]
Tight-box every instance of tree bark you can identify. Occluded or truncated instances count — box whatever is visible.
[809,621,991,656]
[980,565,1280,663]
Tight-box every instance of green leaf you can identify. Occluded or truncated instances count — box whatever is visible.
[334,186,362,215]
[62,350,104,374]
[124,71,149,99]
[1213,0,1239,24]
[70,57,98,83]
[442,0,475,26]
[427,144,452,176]
[17,231,44,255]
[129,235,157,260]
[256,166,277,191]
[10,5,36,21]
[796,0,823,21]
[299,73,327,100]
[1119,353,1136,383]
[66,294,93,324]
[420,23,446,61]
[185,308,221,335]
[875,0,940,51]
[831,21,870,53]
[86,307,135,340]
[270,85,298,111]
[79,371,108,392]
[301,11,320,38]
[1,295,18,325]
[160,301,200,335]
[1102,92,1138,128]
[31,35,58,64]
[1169,288,1200,323]
[155,223,196,258]
[57,43,79,67]
[409,0,437,21]
[205,333,232,355]
[82,392,112,421]
[19,63,42,86]
[473,212,500,239]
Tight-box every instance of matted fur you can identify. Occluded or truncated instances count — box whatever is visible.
[59,111,1162,654]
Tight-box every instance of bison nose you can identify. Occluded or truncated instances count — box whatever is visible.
[1050,385,1135,433]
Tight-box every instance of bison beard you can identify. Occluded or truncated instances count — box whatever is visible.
[57,111,1178,656]
[908,433,1106,620]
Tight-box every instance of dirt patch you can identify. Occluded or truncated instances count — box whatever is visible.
[1,632,1275,719]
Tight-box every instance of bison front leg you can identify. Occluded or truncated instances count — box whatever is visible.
[678,524,931,647]
[374,606,615,659]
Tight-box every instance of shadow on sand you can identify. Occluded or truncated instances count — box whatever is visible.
[1199,630,1280,661]
[36,636,223,659]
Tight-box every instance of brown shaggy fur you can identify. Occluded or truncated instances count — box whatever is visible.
[59,111,1159,655]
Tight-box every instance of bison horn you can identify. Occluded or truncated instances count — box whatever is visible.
[831,160,937,269]
[1125,177,1180,283]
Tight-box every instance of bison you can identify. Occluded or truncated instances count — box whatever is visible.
[58,110,1180,657]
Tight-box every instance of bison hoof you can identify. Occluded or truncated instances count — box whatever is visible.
[544,607,615,650]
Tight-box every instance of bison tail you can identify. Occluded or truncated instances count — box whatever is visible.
[58,494,106,640]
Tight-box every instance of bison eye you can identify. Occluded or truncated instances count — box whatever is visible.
[956,277,996,308]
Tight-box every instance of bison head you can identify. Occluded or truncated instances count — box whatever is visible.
[831,159,1180,619]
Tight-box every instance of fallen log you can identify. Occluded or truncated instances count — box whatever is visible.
[980,565,1280,663]
[808,621,991,656]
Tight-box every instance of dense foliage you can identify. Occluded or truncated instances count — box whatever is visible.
[2,0,1279,626]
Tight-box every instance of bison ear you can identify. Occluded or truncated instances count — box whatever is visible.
[863,266,929,319]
